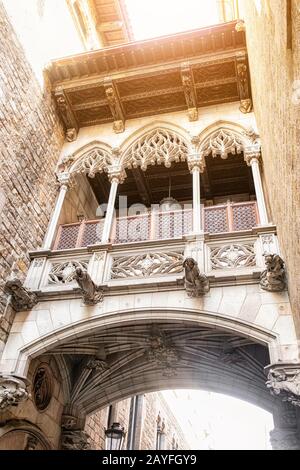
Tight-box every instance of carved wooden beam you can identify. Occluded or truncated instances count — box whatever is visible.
[235,53,252,114]
[103,77,125,133]
[54,88,79,141]
[181,62,198,121]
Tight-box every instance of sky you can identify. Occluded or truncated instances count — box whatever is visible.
[161,390,273,450]
[125,0,220,40]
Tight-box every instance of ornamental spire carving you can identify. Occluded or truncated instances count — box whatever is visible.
[0,374,30,410]
[74,268,104,305]
[183,258,210,296]
[4,278,38,311]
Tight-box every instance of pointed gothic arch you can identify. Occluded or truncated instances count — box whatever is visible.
[120,125,190,171]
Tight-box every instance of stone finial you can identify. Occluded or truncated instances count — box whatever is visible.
[0,374,30,410]
[266,366,300,407]
[183,257,210,296]
[259,254,286,292]
[4,278,37,311]
[74,267,104,305]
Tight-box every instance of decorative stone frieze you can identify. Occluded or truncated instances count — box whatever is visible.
[111,252,184,279]
[260,254,286,292]
[48,260,89,285]
[0,375,30,410]
[4,278,37,312]
[74,268,104,305]
[183,257,210,296]
[210,243,256,269]
[266,366,300,407]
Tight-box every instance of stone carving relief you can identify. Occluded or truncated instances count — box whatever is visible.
[74,267,104,304]
[146,329,178,377]
[260,254,286,292]
[58,147,112,177]
[111,252,184,279]
[61,430,90,450]
[33,366,52,411]
[260,234,277,255]
[4,278,37,311]
[183,257,210,296]
[210,243,256,269]
[199,129,244,159]
[86,357,108,371]
[122,129,188,171]
[48,260,89,285]
[266,368,300,407]
[0,375,30,410]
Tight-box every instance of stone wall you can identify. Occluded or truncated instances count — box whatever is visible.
[0,1,64,350]
[242,0,300,336]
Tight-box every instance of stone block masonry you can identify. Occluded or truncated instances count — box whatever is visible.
[0,1,64,349]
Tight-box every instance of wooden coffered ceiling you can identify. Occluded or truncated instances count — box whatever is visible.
[90,0,134,46]
[48,20,252,140]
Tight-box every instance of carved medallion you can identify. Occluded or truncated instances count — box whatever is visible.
[33,365,53,411]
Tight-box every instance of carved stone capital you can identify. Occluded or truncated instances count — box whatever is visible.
[61,429,90,450]
[74,268,104,305]
[187,153,205,173]
[266,365,300,407]
[107,166,127,184]
[0,374,30,410]
[4,278,38,312]
[183,257,210,296]
[244,145,261,166]
[56,172,71,188]
[260,254,286,292]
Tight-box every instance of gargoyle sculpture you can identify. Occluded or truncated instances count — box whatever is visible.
[260,254,286,292]
[4,278,37,311]
[74,267,104,305]
[183,257,210,297]
[266,368,300,407]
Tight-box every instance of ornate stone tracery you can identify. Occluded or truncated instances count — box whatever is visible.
[111,252,184,279]
[61,147,112,178]
[210,243,256,269]
[48,260,89,285]
[121,129,189,171]
[199,128,245,159]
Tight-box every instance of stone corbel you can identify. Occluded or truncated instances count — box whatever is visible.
[183,257,210,296]
[181,63,198,121]
[54,88,79,142]
[74,268,104,305]
[0,374,30,411]
[104,78,125,133]
[4,278,38,312]
[266,365,300,407]
[235,53,252,113]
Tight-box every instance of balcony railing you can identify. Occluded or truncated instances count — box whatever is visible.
[53,201,259,250]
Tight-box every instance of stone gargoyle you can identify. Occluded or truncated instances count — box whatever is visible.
[266,368,300,407]
[4,278,37,311]
[259,254,286,292]
[183,257,210,297]
[74,267,104,305]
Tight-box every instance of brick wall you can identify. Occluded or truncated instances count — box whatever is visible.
[242,0,300,336]
[0,1,64,349]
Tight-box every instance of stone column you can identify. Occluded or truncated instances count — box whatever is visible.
[188,154,205,234]
[270,401,300,450]
[42,173,70,249]
[244,147,268,225]
[101,168,125,243]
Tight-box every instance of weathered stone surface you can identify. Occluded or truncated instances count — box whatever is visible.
[0,1,64,345]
